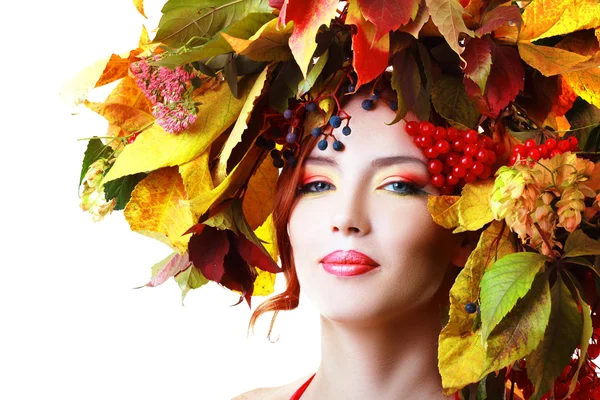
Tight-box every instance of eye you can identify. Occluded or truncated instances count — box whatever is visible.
[297,181,334,195]
[381,180,426,196]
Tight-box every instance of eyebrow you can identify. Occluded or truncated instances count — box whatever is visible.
[303,155,428,170]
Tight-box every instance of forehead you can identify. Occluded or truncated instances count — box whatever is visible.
[306,96,425,168]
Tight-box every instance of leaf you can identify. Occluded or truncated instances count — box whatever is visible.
[80,138,112,187]
[178,151,214,218]
[462,37,493,94]
[214,67,269,183]
[203,205,238,232]
[280,0,339,77]
[427,195,461,229]
[242,147,279,230]
[519,0,600,42]
[563,229,600,258]
[102,78,251,184]
[389,49,422,124]
[153,13,276,68]
[413,42,434,121]
[103,172,147,210]
[439,221,516,395]
[95,49,143,88]
[517,41,593,77]
[297,49,329,97]
[174,264,209,304]
[346,0,390,89]
[432,74,481,130]
[133,0,147,18]
[526,273,583,400]
[479,252,550,344]
[425,0,475,58]
[455,180,495,233]
[562,65,600,109]
[357,0,420,42]
[476,4,522,37]
[268,60,304,112]
[221,18,294,62]
[188,225,230,283]
[84,101,154,134]
[397,0,430,39]
[124,167,195,253]
[154,0,273,47]
[232,197,273,257]
[233,232,281,273]
[481,270,552,376]
[137,252,192,288]
[104,76,154,114]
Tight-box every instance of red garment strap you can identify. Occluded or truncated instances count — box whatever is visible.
[289,373,317,400]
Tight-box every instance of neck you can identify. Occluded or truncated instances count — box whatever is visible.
[301,277,455,400]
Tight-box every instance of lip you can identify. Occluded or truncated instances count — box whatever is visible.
[320,250,380,277]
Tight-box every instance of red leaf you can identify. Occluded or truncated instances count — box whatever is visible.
[462,37,493,94]
[465,42,524,118]
[476,4,522,37]
[346,0,390,89]
[188,226,229,283]
[138,253,191,288]
[233,232,282,273]
[269,0,284,10]
[279,0,339,77]
[357,0,420,42]
[183,223,206,236]
[221,237,257,309]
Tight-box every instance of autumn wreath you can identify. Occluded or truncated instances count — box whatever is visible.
[74,0,600,398]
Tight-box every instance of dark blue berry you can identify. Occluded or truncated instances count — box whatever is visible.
[270,149,280,159]
[342,126,351,136]
[333,140,344,151]
[282,149,294,160]
[305,102,318,112]
[370,89,381,100]
[286,132,297,143]
[389,101,398,111]
[362,99,374,110]
[311,126,322,137]
[347,83,356,93]
[264,139,276,150]
[330,115,342,128]
[256,135,267,147]
[273,158,284,168]
[317,139,328,150]
[283,109,293,119]
[465,302,477,314]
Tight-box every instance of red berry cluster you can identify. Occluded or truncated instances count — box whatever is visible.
[406,121,505,195]
[509,137,580,166]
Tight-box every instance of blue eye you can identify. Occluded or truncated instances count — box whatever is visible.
[297,181,333,195]
[382,181,426,195]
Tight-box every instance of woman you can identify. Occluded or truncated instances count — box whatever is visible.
[235,86,472,399]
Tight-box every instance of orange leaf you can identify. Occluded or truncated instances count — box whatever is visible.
[242,150,279,230]
[346,0,390,89]
[94,49,142,88]
[357,0,420,42]
[279,0,339,77]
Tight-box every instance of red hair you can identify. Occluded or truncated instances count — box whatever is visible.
[247,132,321,341]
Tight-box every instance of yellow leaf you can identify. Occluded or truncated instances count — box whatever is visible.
[133,0,147,18]
[543,112,571,131]
[106,76,153,113]
[84,100,154,133]
[454,180,495,233]
[139,25,150,47]
[178,151,214,220]
[520,0,600,41]
[242,150,279,230]
[124,167,195,253]
[102,79,250,184]
[221,19,294,62]
[517,41,592,77]
[439,221,516,395]
[214,67,270,184]
[427,195,461,229]
[252,213,279,296]
[562,67,600,109]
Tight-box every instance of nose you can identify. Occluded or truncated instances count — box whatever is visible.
[331,188,371,236]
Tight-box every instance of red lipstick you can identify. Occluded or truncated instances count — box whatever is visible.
[320,250,380,277]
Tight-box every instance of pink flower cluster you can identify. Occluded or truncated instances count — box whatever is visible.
[130,58,198,134]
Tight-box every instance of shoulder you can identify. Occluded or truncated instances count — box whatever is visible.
[231,373,315,400]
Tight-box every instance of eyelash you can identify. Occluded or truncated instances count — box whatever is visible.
[296,180,426,196]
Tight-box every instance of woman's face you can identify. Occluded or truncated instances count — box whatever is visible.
[287,96,463,324]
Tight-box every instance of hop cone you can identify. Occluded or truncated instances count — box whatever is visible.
[79,159,116,222]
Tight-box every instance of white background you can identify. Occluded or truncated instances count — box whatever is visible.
[0,1,320,399]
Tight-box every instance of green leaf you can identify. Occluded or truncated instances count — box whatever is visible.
[564,229,600,258]
[526,273,583,400]
[232,198,270,252]
[174,264,209,305]
[565,97,600,150]
[224,53,239,98]
[482,270,552,376]
[268,61,304,113]
[388,49,421,125]
[152,12,275,68]
[79,138,112,187]
[154,0,273,47]
[103,173,147,210]
[432,74,481,129]
[297,50,329,97]
[413,42,433,121]
[480,252,550,344]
